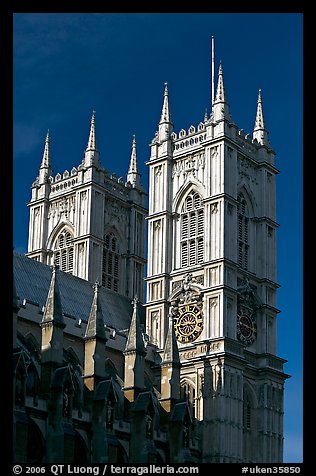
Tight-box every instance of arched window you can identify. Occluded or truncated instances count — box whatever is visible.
[180,191,204,268]
[54,229,74,273]
[242,386,257,462]
[181,381,196,417]
[238,194,249,270]
[243,393,252,430]
[102,232,120,292]
[26,363,39,406]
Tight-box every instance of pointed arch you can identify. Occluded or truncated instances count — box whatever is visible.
[46,220,74,251]
[243,381,258,429]
[24,332,41,361]
[237,187,256,272]
[172,178,205,214]
[65,346,82,370]
[102,227,124,292]
[25,360,40,405]
[180,377,197,418]
[47,221,75,273]
[237,185,256,217]
[242,381,259,462]
[174,184,205,270]
[13,351,28,408]
[103,224,127,252]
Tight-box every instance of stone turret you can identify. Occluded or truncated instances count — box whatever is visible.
[40,263,65,392]
[123,297,146,402]
[83,110,100,168]
[84,281,108,391]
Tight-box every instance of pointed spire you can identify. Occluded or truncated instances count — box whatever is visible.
[158,82,173,141]
[160,83,171,123]
[214,62,226,104]
[87,110,97,150]
[84,110,100,167]
[253,89,270,146]
[42,263,64,326]
[211,62,235,124]
[41,130,51,169]
[204,108,208,123]
[39,130,52,184]
[125,297,146,354]
[162,315,180,365]
[127,134,141,188]
[85,281,107,341]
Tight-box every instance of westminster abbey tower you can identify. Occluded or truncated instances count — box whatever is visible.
[13,57,288,464]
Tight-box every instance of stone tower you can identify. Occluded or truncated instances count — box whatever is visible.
[145,66,288,462]
[26,114,147,301]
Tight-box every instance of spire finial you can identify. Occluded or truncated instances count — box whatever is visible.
[52,260,59,273]
[162,313,180,364]
[127,134,140,188]
[214,62,226,103]
[132,295,139,309]
[160,82,171,124]
[125,295,145,354]
[253,88,270,146]
[93,279,100,294]
[42,262,64,325]
[40,129,51,169]
[84,110,100,167]
[84,279,106,340]
[211,62,235,125]
[87,110,97,151]
[158,81,173,141]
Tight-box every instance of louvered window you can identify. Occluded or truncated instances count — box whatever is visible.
[53,229,74,274]
[181,242,188,267]
[180,191,204,268]
[243,391,252,430]
[102,232,120,292]
[238,195,250,270]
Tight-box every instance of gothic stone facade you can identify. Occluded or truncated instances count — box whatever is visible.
[13,63,289,464]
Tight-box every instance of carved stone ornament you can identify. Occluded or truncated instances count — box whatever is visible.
[237,276,261,316]
[236,277,261,346]
[169,273,204,344]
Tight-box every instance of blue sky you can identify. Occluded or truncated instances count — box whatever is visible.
[13,13,303,462]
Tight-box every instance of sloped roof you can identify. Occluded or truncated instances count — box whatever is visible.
[13,252,144,331]
[170,401,191,422]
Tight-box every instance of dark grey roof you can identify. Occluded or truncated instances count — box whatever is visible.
[170,401,191,422]
[13,252,143,331]
[133,391,154,412]
[94,379,117,401]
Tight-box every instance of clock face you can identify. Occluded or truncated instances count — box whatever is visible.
[174,304,203,343]
[237,313,257,345]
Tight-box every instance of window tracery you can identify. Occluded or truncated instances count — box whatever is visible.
[53,229,74,273]
[102,232,120,292]
[180,191,204,268]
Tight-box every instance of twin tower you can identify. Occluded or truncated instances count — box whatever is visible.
[26,62,288,462]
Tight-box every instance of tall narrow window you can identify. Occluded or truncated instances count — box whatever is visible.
[238,194,250,270]
[180,191,204,268]
[243,389,253,430]
[181,381,196,417]
[102,232,120,292]
[53,229,74,273]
